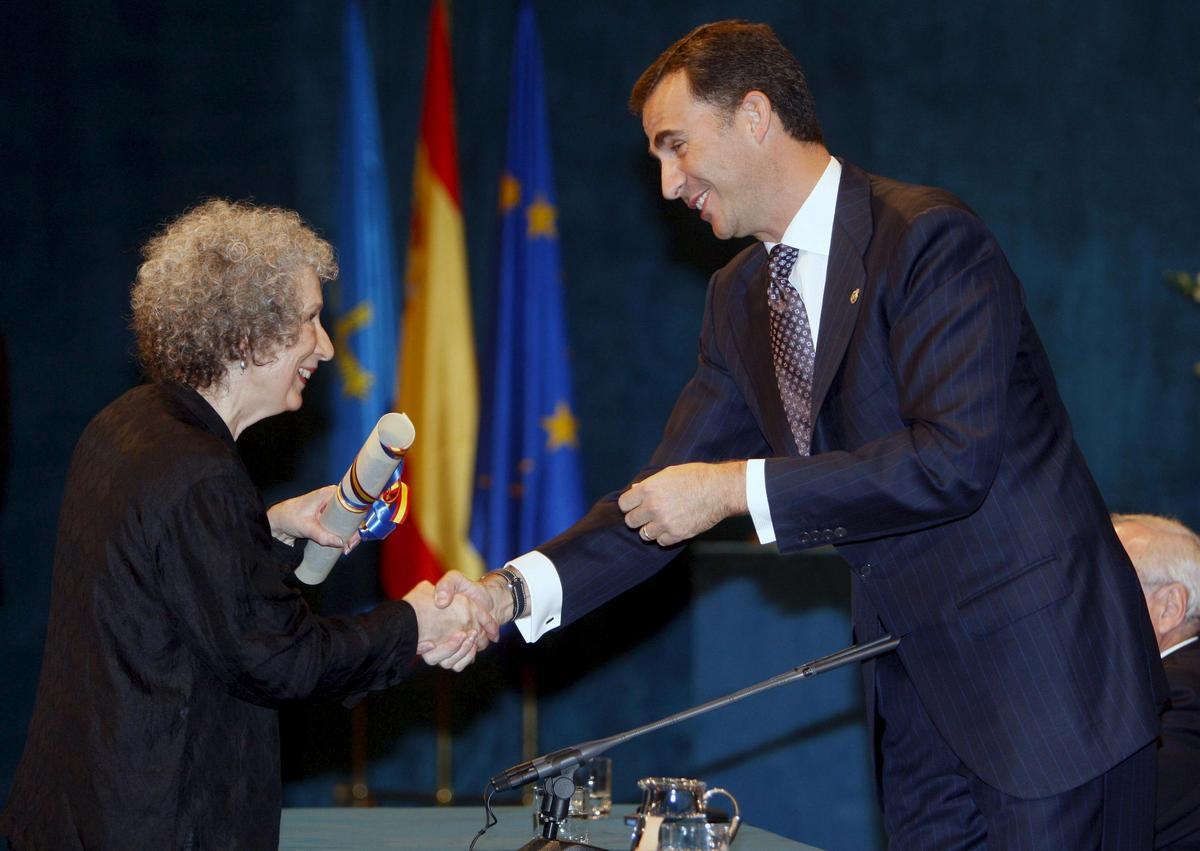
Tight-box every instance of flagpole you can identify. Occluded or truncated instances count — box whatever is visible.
[330,0,402,810]
[350,702,374,806]
[436,671,454,804]
[521,658,539,806]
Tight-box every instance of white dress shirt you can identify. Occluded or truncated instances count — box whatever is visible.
[747,156,841,544]
[511,156,842,641]
[1162,635,1198,660]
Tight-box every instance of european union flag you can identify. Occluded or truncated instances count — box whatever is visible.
[330,0,399,476]
[471,0,585,568]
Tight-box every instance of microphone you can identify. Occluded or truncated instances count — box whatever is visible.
[489,633,900,792]
[491,746,585,792]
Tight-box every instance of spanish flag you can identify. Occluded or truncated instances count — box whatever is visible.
[380,0,483,597]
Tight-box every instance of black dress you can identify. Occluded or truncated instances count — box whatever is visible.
[1,382,419,849]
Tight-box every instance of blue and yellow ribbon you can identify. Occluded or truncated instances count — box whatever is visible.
[359,463,410,541]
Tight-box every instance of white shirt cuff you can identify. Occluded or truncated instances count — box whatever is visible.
[507,550,562,642]
[746,459,776,545]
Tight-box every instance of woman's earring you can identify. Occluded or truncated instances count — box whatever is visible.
[239,359,247,374]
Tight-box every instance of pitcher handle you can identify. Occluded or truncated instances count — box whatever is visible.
[702,787,740,843]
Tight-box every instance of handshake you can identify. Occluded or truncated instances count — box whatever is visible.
[401,570,516,672]
[269,486,520,673]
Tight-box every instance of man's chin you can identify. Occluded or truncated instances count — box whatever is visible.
[707,221,733,240]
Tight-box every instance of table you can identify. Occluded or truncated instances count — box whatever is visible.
[280,806,820,850]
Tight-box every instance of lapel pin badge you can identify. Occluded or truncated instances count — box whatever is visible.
[850,288,861,304]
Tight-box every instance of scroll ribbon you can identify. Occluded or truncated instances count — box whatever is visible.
[358,463,410,541]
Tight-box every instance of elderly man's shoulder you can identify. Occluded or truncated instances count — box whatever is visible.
[1165,641,1200,689]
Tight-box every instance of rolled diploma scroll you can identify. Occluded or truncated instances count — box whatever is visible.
[294,412,415,585]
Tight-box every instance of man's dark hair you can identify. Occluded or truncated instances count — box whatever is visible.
[629,20,823,144]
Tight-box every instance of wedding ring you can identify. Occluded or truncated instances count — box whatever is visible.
[640,526,652,541]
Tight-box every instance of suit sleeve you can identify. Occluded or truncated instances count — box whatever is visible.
[765,206,1022,550]
[154,473,417,708]
[541,270,772,627]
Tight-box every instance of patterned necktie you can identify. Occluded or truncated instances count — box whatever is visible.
[767,244,817,456]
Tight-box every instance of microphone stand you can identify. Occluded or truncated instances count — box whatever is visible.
[490,634,899,851]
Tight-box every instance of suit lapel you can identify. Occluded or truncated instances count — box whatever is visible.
[811,160,872,419]
[729,160,874,455]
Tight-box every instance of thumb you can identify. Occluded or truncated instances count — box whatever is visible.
[434,570,463,607]
[314,529,346,549]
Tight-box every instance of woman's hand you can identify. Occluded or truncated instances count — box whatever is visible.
[267,485,359,552]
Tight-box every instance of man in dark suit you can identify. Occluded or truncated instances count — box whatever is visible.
[1115,514,1200,849]
[441,20,1167,847]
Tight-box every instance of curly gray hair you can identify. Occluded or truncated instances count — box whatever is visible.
[130,199,337,389]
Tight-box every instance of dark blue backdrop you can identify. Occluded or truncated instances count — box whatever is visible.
[1,1,1197,848]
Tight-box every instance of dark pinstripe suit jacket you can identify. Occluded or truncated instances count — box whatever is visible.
[540,159,1167,798]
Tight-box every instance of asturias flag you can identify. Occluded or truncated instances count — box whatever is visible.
[470,0,585,570]
[330,0,399,491]
[380,0,483,598]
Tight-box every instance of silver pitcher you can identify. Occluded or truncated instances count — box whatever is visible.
[630,777,740,850]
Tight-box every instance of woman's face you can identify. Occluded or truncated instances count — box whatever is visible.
[246,267,333,418]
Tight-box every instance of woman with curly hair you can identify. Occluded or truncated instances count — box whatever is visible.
[1,200,496,849]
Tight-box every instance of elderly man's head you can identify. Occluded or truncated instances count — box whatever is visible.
[1113,514,1200,651]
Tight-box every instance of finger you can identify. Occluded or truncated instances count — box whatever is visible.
[624,507,650,529]
[416,641,434,655]
[443,647,475,671]
[449,634,479,672]
[422,632,467,666]
[440,631,477,669]
[617,484,643,513]
[343,530,362,555]
[434,571,467,607]
[472,606,501,640]
[451,648,477,673]
[424,640,464,667]
[309,525,346,549]
[657,532,679,547]
[639,523,656,542]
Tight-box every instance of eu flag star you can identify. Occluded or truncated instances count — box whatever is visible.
[526,194,558,239]
[541,401,579,450]
[500,174,521,212]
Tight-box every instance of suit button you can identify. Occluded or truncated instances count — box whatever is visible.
[859,563,873,579]
[834,526,847,539]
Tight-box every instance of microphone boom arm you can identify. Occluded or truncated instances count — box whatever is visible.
[490,633,900,791]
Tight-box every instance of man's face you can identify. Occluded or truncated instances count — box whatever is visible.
[642,72,762,241]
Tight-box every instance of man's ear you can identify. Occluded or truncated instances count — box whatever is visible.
[740,90,771,142]
[1154,582,1189,633]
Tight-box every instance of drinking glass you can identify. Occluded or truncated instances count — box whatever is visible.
[659,820,734,850]
[579,757,613,818]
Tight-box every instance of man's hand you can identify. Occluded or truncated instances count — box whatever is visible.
[267,485,360,553]
[618,461,748,546]
[434,570,513,630]
[403,580,493,672]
